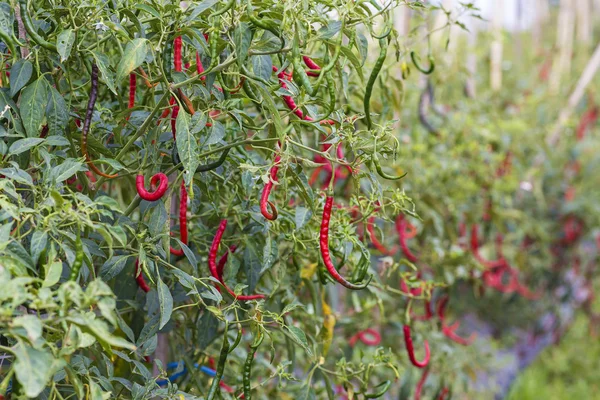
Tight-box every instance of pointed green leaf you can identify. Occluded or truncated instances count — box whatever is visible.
[57,29,76,61]
[175,110,199,187]
[46,85,68,136]
[20,77,48,137]
[9,59,33,97]
[115,39,148,83]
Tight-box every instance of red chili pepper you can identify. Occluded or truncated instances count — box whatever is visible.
[395,215,418,262]
[437,295,476,345]
[302,55,321,76]
[414,367,429,400]
[174,36,182,72]
[158,97,177,125]
[134,260,151,293]
[216,245,237,280]
[260,155,280,220]
[413,301,433,321]
[437,387,450,400]
[128,72,136,119]
[136,173,168,201]
[196,51,206,81]
[576,105,599,140]
[171,105,180,139]
[40,124,49,138]
[349,328,381,347]
[403,325,430,368]
[208,219,265,301]
[170,183,188,256]
[320,196,371,290]
[469,225,505,268]
[367,216,398,255]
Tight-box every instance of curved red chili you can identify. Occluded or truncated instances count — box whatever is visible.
[366,216,398,255]
[216,245,237,280]
[395,215,418,262]
[134,260,151,293]
[196,51,206,81]
[260,155,280,220]
[170,183,188,256]
[469,225,505,268]
[403,325,430,368]
[136,173,168,201]
[171,105,180,139]
[208,219,265,301]
[320,196,371,290]
[349,328,381,347]
[414,367,430,400]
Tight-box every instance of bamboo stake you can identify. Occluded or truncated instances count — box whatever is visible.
[547,42,600,146]
[490,0,504,92]
[576,0,591,46]
[465,27,478,99]
[550,0,575,93]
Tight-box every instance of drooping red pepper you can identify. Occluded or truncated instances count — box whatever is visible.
[469,225,505,268]
[174,36,182,72]
[260,155,280,220]
[134,260,151,293]
[303,55,321,76]
[208,219,265,301]
[170,183,188,256]
[127,72,136,120]
[437,295,477,345]
[320,196,370,290]
[367,216,398,255]
[414,367,430,400]
[395,215,418,262]
[171,105,180,139]
[348,328,381,347]
[403,325,430,368]
[216,245,237,280]
[136,173,168,201]
[437,387,450,400]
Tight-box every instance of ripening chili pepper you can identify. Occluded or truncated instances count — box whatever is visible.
[136,173,168,201]
[366,216,398,255]
[410,51,436,75]
[243,329,264,400]
[260,155,280,220]
[396,215,418,263]
[170,183,188,256]
[362,380,391,399]
[81,63,118,178]
[364,37,389,129]
[320,196,372,290]
[209,219,266,301]
[69,231,84,282]
[403,325,430,368]
[206,323,230,400]
[40,125,49,138]
[134,260,151,293]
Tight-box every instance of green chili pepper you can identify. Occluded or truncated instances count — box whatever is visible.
[162,36,173,81]
[228,323,243,354]
[173,145,230,172]
[206,322,230,400]
[246,0,284,50]
[411,51,435,75]
[242,78,260,103]
[321,371,335,400]
[210,0,236,18]
[362,380,391,399]
[0,29,18,63]
[352,253,370,283]
[19,0,57,52]
[373,154,406,180]
[364,38,388,129]
[305,22,345,97]
[324,73,336,118]
[69,231,83,281]
[243,329,264,400]
[292,57,314,94]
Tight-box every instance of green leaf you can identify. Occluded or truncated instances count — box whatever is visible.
[20,76,48,137]
[50,158,83,184]
[135,4,161,19]
[295,207,312,231]
[9,137,44,156]
[244,242,262,293]
[43,260,62,288]
[175,110,200,187]
[56,29,76,61]
[30,230,47,266]
[0,3,13,34]
[157,276,173,329]
[13,342,63,397]
[12,315,43,343]
[93,51,118,95]
[234,22,252,67]
[46,85,69,136]
[317,21,342,40]
[0,167,33,186]
[287,325,312,356]
[115,39,148,83]
[9,59,33,97]
[186,0,220,22]
[340,46,364,81]
[252,55,272,82]
[99,255,129,281]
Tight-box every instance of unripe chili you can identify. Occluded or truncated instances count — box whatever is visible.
[69,231,84,281]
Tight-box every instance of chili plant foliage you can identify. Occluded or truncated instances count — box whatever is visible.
[1,0,597,398]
